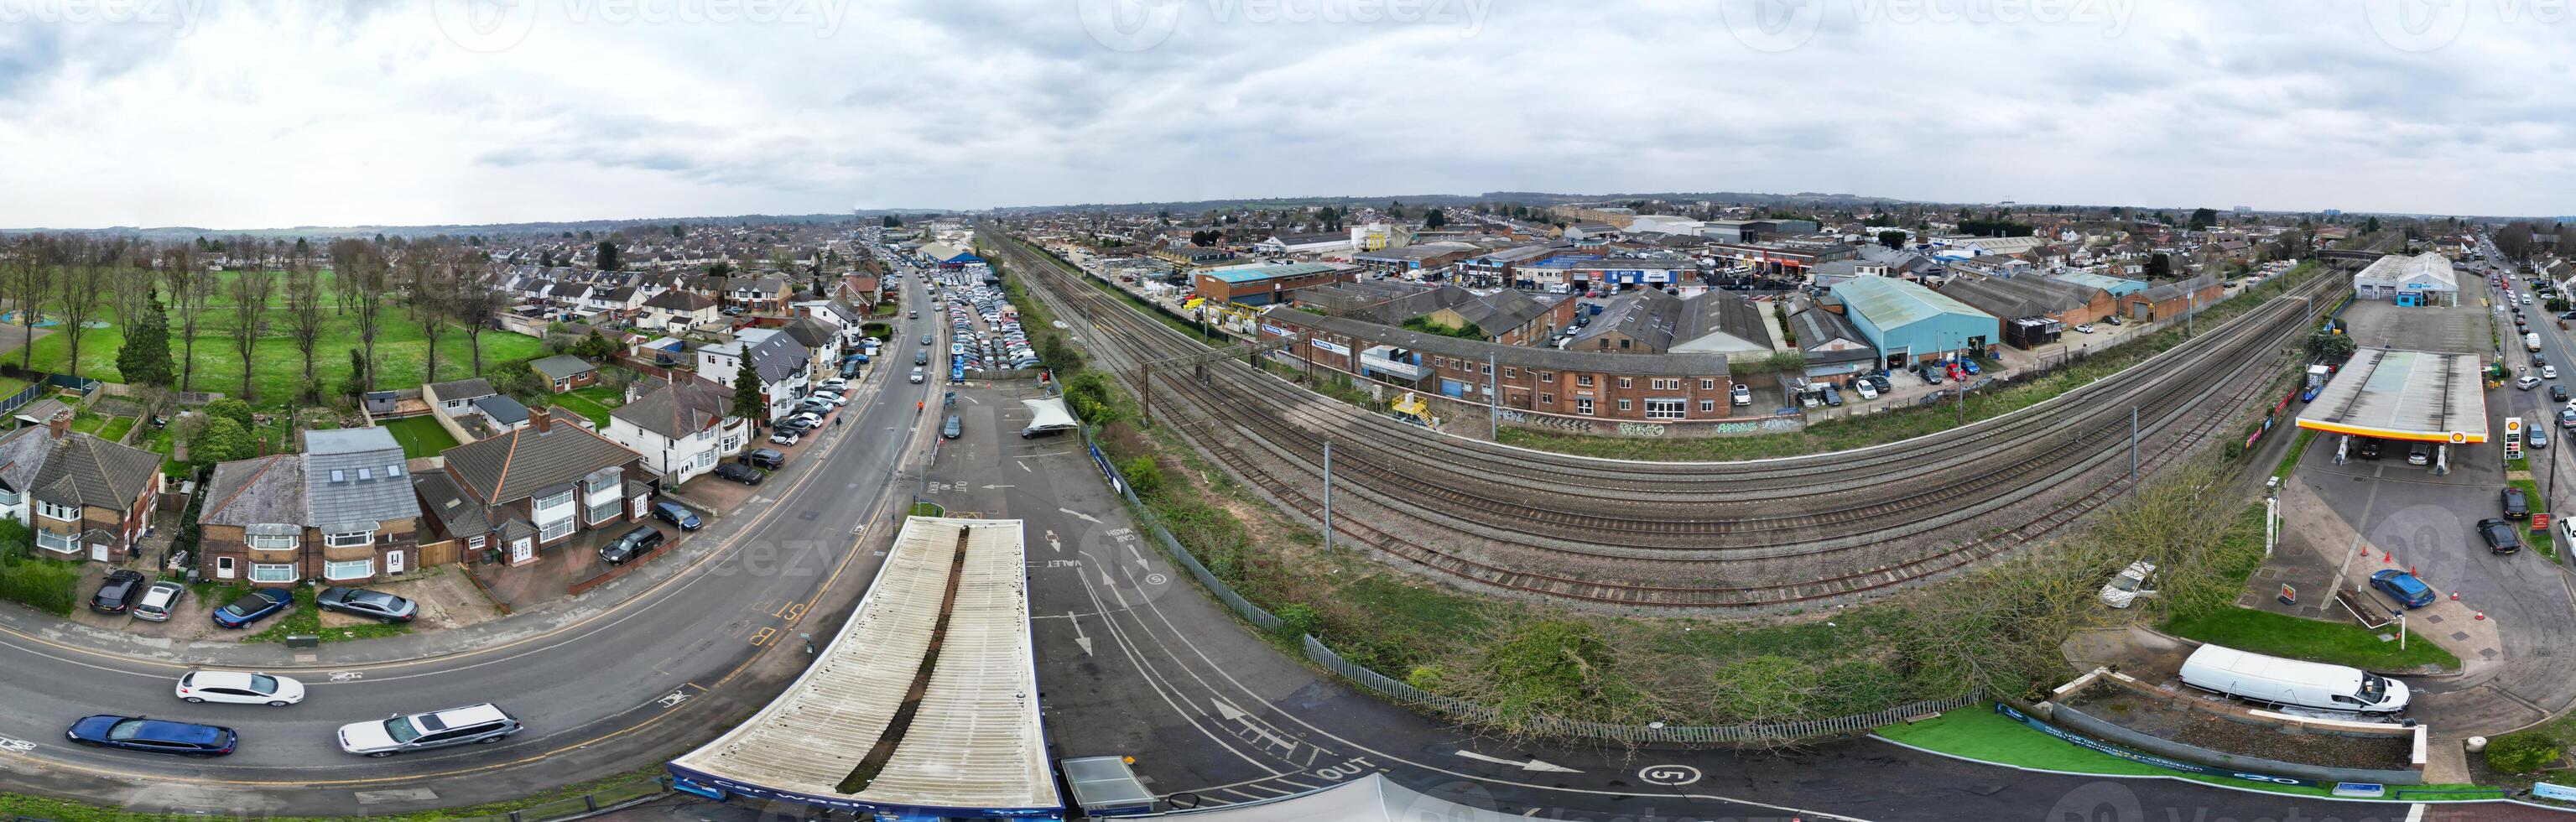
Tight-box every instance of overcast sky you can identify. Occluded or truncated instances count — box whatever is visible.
[0,0,2567,229]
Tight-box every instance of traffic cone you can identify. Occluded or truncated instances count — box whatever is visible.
[2384,551,2394,563]
[2452,591,2460,601]
[2411,565,2417,577]
[2476,611,2487,621]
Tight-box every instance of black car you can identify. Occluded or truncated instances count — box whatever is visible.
[2480,518,2524,554]
[942,414,962,439]
[713,462,765,485]
[2504,486,2532,519]
[90,570,148,614]
[316,587,419,622]
[599,525,666,566]
[745,448,787,469]
[1867,375,1893,395]
[65,715,237,757]
[653,501,702,530]
[2355,438,2381,460]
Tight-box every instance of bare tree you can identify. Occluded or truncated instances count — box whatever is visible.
[454,268,504,376]
[10,236,56,369]
[348,245,392,393]
[160,242,216,392]
[414,244,457,385]
[227,242,278,401]
[107,242,158,338]
[282,259,327,401]
[58,237,107,378]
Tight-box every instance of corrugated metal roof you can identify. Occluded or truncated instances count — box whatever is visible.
[1833,276,1992,329]
[1205,263,1340,284]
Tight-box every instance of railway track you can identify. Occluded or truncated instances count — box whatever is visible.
[989,232,2336,608]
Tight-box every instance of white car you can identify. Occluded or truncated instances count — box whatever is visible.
[2099,560,2158,608]
[909,367,926,384]
[2547,366,2560,380]
[1852,380,1879,400]
[175,671,305,706]
[812,391,848,407]
[768,429,803,446]
[1730,383,1753,406]
[2520,376,2545,390]
[2074,323,2096,333]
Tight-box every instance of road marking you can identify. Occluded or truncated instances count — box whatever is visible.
[1637,764,1703,786]
[981,483,1015,490]
[327,671,364,682]
[1017,460,1031,472]
[1045,529,1061,553]
[0,737,34,754]
[1059,507,1102,523]
[653,690,690,709]
[1452,749,1580,773]
[749,627,778,647]
[1068,611,1092,656]
[769,601,809,621]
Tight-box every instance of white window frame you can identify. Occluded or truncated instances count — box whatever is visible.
[324,559,375,581]
[35,528,76,554]
[34,500,77,522]
[248,563,298,584]
[466,534,488,550]
[539,517,576,544]
[248,532,298,551]
[1575,398,1595,416]
[1576,374,1595,388]
[1647,398,1688,419]
[325,530,375,549]
[1699,399,1717,413]
[215,556,236,578]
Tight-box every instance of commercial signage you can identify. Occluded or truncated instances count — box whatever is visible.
[1991,704,2318,787]
[1261,324,1291,337]
[2535,782,2576,802]
[1313,340,1350,356]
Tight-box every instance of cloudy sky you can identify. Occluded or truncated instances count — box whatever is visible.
[0,0,2566,229]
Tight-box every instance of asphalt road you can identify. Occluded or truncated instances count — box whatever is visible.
[0,274,947,816]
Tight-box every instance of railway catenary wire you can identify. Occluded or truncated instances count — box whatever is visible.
[988,232,2338,607]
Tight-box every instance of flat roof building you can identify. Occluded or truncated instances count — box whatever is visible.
[1829,276,1999,368]
[2353,252,2460,307]
[1193,263,1354,307]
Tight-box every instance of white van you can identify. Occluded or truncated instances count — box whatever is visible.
[2177,644,2408,715]
[2530,332,2544,352]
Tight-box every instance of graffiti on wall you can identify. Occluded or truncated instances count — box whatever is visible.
[1617,422,1668,437]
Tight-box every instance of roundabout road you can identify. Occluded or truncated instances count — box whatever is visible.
[0,276,945,817]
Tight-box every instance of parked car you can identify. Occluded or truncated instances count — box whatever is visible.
[317,587,418,622]
[2106,315,2125,325]
[942,414,962,439]
[211,588,295,629]
[652,501,702,531]
[2479,517,2524,554]
[2074,323,2095,333]
[2178,644,2407,715]
[65,715,237,757]
[744,448,787,470]
[1821,383,1844,407]
[175,670,305,706]
[89,570,148,615]
[2407,441,2433,465]
[1960,358,1981,376]
[712,462,765,485]
[337,703,523,757]
[599,525,665,566]
[2098,560,2157,608]
[132,581,185,622]
[2370,570,2436,609]
[1867,375,1893,395]
[1918,367,1944,385]
[768,429,803,446]
[2355,438,2381,460]
[1852,379,1878,400]
[2518,376,2542,390]
[2504,486,2532,519]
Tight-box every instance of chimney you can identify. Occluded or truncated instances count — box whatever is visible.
[530,406,553,434]
[46,410,69,440]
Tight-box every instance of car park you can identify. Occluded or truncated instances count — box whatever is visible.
[599,525,665,565]
[317,587,418,622]
[90,570,147,615]
[2479,517,2523,554]
[66,715,237,757]
[942,414,961,439]
[2369,570,2435,609]
[1852,379,1878,400]
[2504,486,2531,518]
[212,588,295,629]
[653,501,702,530]
[338,703,523,757]
[712,462,765,485]
[132,581,185,622]
[176,671,305,706]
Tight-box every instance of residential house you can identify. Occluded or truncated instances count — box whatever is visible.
[725,278,790,315]
[417,408,648,566]
[695,330,812,419]
[641,289,721,332]
[606,377,750,485]
[0,413,164,562]
[584,286,646,317]
[425,378,497,415]
[529,356,599,393]
[472,394,533,432]
[195,428,423,585]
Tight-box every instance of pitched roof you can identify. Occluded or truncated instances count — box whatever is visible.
[779,316,839,351]
[645,289,718,311]
[440,408,642,505]
[303,428,420,531]
[411,470,493,538]
[1674,291,1772,351]
[198,455,305,528]
[428,377,496,401]
[29,429,162,511]
[611,377,734,440]
[738,331,810,385]
[1834,276,1994,328]
[529,355,596,381]
[1935,273,2102,318]
[0,423,57,493]
[1790,307,1871,351]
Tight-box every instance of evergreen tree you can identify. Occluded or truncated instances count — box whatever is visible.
[595,240,622,271]
[114,294,177,388]
[732,361,766,424]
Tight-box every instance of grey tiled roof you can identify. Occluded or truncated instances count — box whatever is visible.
[199,455,305,528]
[29,430,162,512]
[440,408,641,505]
[530,356,596,382]
[428,378,496,401]
[611,377,732,440]
[412,470,492,538]
[645,289,717,311]
[304,428,420,530]
[474,395,531,425]
[780,317,838,351]
[0,424,54,493]
[742,332,809,386]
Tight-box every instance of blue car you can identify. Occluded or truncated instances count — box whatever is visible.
[65,715,237,757]
[211,588,295,629]
[2370,569,2436,609]
[1960,359,1981,376]
[653,501,703,531]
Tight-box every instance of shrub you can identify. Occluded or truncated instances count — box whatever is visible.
[202,398,255,432]
[1121,456,1164,498]
[2485,731,2561,773]
[1273,602,1322,639]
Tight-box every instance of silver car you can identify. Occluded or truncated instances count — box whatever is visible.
[339,704,522,757]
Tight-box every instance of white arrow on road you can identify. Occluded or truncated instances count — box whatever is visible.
[1452,749,1580,773]
[1066,611,1093,656]
[1060,507,1102,523]
[983,484,1016,490]
[1210,699,1295,750]
[1046,529,1062,553]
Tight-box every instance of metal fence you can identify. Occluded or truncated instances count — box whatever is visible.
[435,775,673,822]
[1304,634,1981,744]
[1081,422,1285,633]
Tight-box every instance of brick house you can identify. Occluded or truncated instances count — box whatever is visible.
[195,428,424,585]
[529,355,600,393]
[414,408,648,566]
[1257,308,1735,421]
[0,413,164,563]
[605,377,749,486]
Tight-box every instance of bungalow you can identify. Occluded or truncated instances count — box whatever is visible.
[195,428,424,585]
[416,408,648,566]
[425,377,497,415]
[606,377,750,486]
[472,394,533,432]
[0,413,164,562]
[529,356,599,393]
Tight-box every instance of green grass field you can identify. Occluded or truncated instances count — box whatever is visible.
[94,416,135,442]
[17,278,545,407]
[1874,705,2489,799]
[2163,606,2459,671]
[377,416,460,459]
[551,385,625,427]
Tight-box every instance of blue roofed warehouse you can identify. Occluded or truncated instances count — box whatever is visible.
[1829,277,2001,369]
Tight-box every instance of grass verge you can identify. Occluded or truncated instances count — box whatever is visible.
[2162,606,2459,671]
[1874,705,2490,799]
[2511,478,2555,558]
[242,586,320,644]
